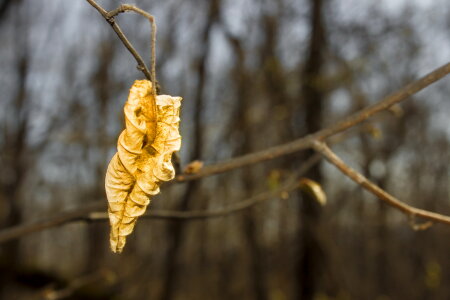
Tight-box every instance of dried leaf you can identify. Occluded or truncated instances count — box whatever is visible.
[105,80,182,253]
[299,178,327,206]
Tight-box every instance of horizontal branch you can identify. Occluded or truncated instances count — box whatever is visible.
[0,202,104,244]
[90,179,300,221]
[313,140,450,226]
[311,62,450,140]
[177,62,450,182]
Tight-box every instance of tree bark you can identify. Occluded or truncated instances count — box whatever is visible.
[296,0,327,298]
[160,1,220,299]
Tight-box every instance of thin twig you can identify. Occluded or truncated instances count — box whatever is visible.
[86,0,156,89]
[106,4,157,96]
[89,177,301,221]
[313,140,450,226]
[0,156,319,244]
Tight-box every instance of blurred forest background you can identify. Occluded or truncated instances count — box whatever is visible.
[1,0,450,299]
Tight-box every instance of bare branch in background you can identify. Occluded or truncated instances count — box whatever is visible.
[90,178,300,221]
[0,202,105,244]
[177,62,450,182]
[313,140,450,226]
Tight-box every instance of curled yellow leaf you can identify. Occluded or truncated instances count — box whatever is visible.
[105,80,182,253]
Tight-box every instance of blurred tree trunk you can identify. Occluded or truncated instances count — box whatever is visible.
[160,1,220,299]
[0,56,27,278]
[85,41,115,272]
[233,71,268,299]
[296,0,327,298]
[231,34,268,300]
[0,5,29,294]
[0,0,15,22]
